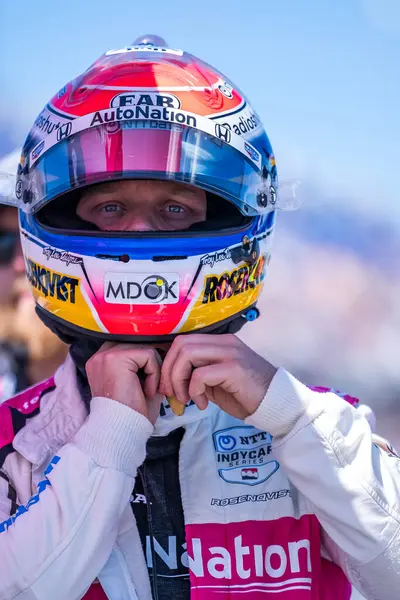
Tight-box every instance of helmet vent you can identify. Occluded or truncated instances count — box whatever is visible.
[152,255,187,262]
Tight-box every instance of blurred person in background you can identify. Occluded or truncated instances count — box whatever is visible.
[0,204,67,401]
[0,36,399,600]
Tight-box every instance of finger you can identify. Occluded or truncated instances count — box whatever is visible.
[121,347,161,400]
[166,344,231,404]
[142,351,162,400]
[159,335,220,394]
[160,338,237,397]
[98,341,159,353]
[159,337,194,396]
[190,390,209,411]
[98,346,161,400]
[189,363,233,405]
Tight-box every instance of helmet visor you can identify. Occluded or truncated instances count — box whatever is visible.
[15,120,279,215]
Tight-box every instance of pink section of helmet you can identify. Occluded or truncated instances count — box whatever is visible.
[122,126,182,173]
[75,126,184,183]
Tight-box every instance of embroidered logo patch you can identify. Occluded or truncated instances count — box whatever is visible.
[213,425,279,486]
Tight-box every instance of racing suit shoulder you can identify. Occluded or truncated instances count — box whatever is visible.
[309,384,397,454]
[1,375,56,417]
[0,376,56,473]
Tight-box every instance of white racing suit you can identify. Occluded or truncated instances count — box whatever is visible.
[0,354,399,600]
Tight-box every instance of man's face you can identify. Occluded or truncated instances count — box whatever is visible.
[0,207,26,306]
[77,179,207,232]
[77,180,207,354]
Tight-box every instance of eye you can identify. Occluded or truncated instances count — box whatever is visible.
[166,204,185,214]
[99,203,123,214]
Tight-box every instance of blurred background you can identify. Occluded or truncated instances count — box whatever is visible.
[0,3,399,597]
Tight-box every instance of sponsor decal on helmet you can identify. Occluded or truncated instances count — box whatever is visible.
[26,259,79,303]
[43,247,83,267]
[57,86,67,98]
[57,122,72,142]
[33,108,72,136]
[120,120,181,133]
[31,141,45,162]
[34,111,62,136]
[202,255,266,304]
[110,92,181,109]
[29,104,262,171]
[217,80,234,99]
[90,105,197,129]
[104,272,179,305]
[244,141,260,162]
[213,105,262,138]
[213,425,279,486]
[199,248,232,269]
[231,236,261,265]
[214,123,231,143]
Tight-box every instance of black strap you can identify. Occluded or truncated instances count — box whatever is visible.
[0,470,18,516]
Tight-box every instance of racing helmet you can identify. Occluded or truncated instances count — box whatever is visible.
[8,37,282,342]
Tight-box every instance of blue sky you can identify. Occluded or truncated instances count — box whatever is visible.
[1,0,399,215]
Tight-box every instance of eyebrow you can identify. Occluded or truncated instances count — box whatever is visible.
[83,184,204,200]
[168,186,205,202]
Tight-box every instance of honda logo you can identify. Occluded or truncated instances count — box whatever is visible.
[214,123,231,144]
[57,122,72,142]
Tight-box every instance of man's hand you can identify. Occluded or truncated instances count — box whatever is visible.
[159,334,277,420]
[86,342,163,425]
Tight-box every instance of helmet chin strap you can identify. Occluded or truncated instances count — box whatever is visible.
[36,303,254,367]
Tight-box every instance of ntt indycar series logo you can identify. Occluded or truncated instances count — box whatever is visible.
[105,272,179,305]
[213,426,279,486]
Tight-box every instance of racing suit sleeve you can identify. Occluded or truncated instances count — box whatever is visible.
[0,396,153,600]
[245,368,400,600]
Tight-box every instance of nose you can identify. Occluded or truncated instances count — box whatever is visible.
[121,215,157,232]
[11,239,25,275]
